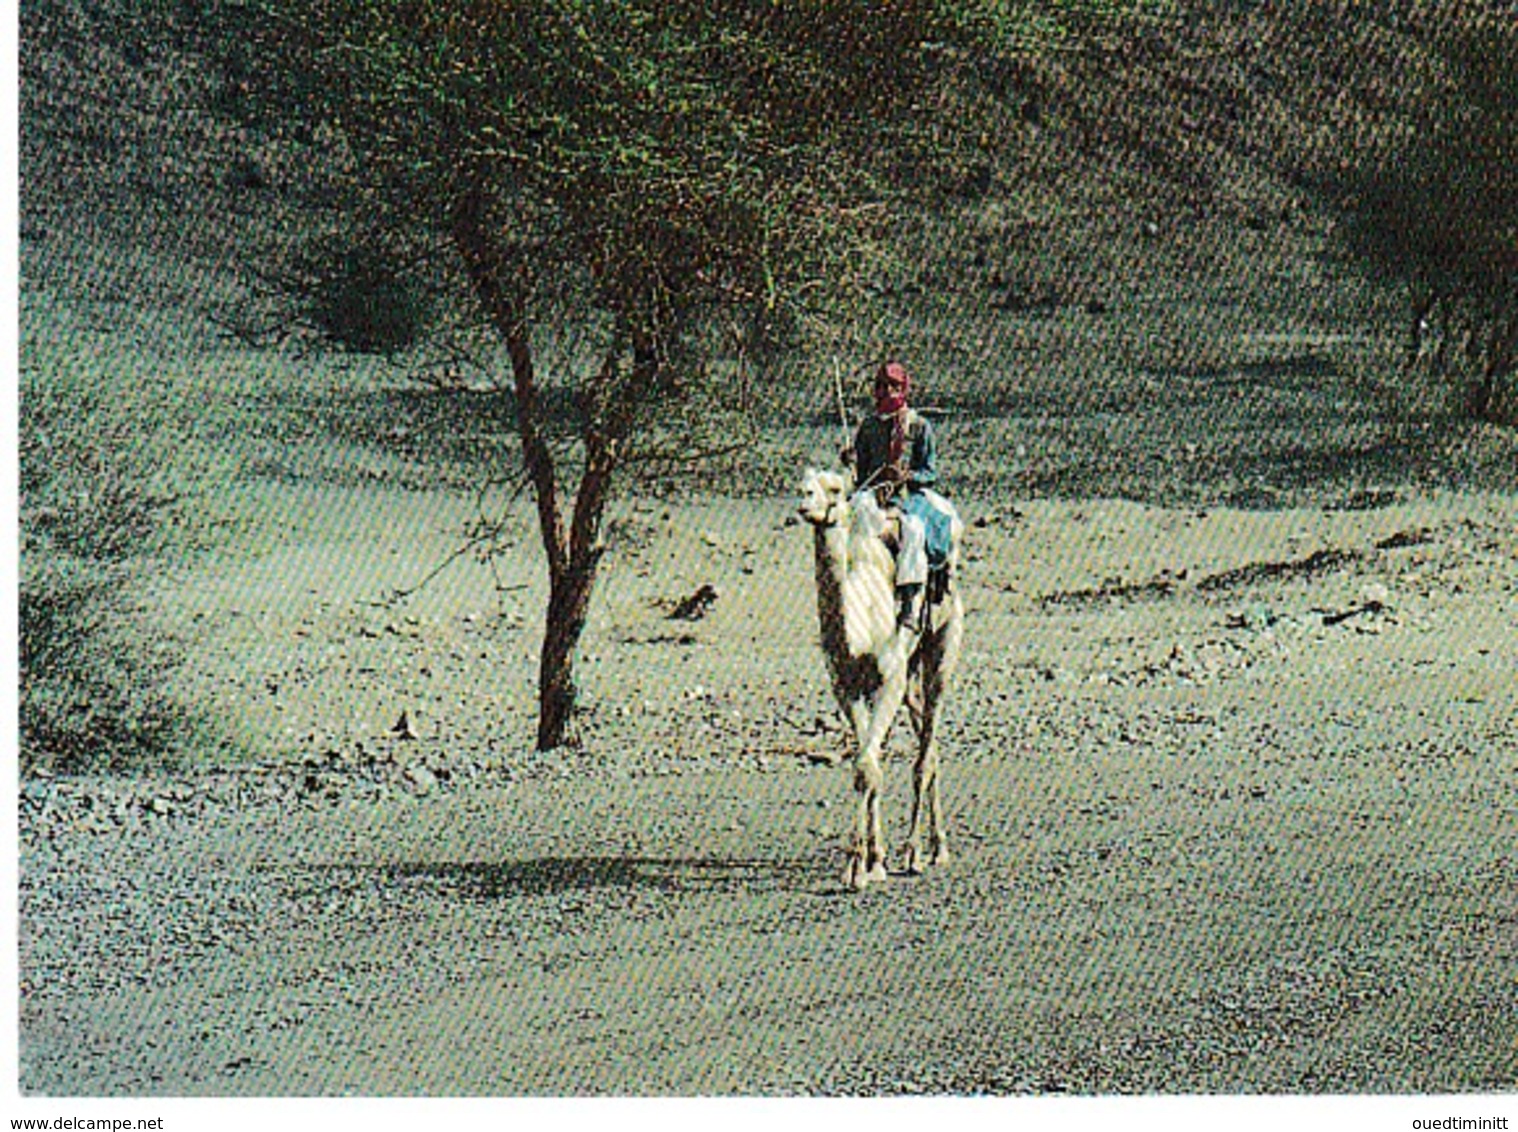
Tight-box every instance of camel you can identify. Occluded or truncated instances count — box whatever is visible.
[798,468,965,891]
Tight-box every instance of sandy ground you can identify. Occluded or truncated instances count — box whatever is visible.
[17,476,1517,1094]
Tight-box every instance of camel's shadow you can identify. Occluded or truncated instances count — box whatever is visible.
[295,854,832,902]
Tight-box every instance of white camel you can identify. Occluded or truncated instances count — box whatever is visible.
[798,468,965,891]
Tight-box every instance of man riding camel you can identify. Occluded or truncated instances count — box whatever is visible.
[842,360,947,630]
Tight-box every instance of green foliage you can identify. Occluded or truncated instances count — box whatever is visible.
[19,552,187,775]
[19,348,193,774]
[1066,0,1517,421]
[947,0,1176,48]
[223,1,1163,347]
[1313,11,1515,286]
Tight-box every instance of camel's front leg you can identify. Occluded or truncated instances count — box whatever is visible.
[844,670,909,891]
[845,783,889,891]
[843,696,887,891]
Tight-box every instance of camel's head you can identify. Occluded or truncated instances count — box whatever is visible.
[798,468,851,527]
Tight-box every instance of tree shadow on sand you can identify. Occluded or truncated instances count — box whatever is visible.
[295,854,832,901]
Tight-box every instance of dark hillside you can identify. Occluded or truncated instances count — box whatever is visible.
[23,3,254,315]
[19,1,1518,501]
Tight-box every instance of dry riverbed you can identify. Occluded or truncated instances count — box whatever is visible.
[18,482,1517,1094]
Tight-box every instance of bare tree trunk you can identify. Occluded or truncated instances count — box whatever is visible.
[450,183,663,749]
[451,185,565,574]
[536,423,618,748]
[538,563,593,749]
[451,183,600,750]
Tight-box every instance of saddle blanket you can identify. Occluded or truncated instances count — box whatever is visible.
[901,488,958,571]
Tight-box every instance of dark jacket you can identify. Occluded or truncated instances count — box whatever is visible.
[851,409,937,499]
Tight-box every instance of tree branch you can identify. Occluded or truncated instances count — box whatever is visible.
[450,180,568,579]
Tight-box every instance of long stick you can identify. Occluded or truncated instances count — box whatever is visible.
[832,357,852,452]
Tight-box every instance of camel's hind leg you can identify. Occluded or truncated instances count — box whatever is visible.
[903,650,951,873]
[903,702,949,873]
[909,733,950,871]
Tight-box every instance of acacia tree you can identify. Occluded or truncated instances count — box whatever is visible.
[1268,1,1517,421]
[224,0,1158,749]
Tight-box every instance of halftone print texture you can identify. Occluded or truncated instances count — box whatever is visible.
[17,0,1516,1099]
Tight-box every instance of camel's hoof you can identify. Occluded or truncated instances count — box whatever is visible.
[844,857,888,891]
[903,842,948,874]
[903,844,925,875]
[844,858,870,892]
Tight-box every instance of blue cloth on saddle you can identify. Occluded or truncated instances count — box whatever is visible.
[901,488,956,571]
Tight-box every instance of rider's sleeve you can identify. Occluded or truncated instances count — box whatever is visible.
[909,415,937,489]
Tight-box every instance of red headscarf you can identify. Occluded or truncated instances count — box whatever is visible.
[874,361,911,416]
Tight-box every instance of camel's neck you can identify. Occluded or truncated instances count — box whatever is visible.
[812,521,851,596]
[812,521,845,634]
[813,514,895,661]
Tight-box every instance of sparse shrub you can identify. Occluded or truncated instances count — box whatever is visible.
[19,349,191,774]
[19,550,185,774]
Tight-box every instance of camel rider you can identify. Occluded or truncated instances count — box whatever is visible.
[842,360,937,628]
